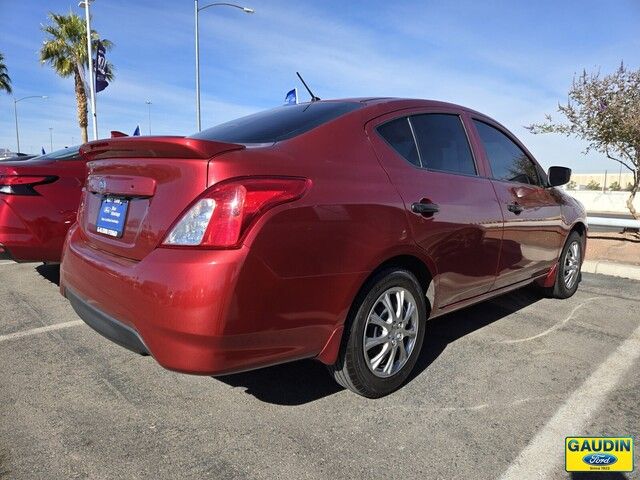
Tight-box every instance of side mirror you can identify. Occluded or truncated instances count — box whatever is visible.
[548,166,572,187]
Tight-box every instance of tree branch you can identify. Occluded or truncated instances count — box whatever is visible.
[605,149,635,173]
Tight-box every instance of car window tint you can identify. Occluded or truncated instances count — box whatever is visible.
[189,102,362,144]
[40,145,81,161]
[410,114,476,175]
[376,117,420,167]
[473,120,540,185]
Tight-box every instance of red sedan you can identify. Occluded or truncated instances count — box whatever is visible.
[0,146,84,262]
[60,99,586,397]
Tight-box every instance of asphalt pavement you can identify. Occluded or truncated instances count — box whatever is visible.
[0,262,638,479]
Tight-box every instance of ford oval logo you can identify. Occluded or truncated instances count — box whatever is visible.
[98,178,106,192]
[582,453,617,465]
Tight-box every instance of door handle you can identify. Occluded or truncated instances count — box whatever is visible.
[507,202,523,215]
[411,202,439,215]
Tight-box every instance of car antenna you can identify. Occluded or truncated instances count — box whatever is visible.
[296,72,321,102]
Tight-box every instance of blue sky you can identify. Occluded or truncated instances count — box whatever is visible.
[0,0,638,172]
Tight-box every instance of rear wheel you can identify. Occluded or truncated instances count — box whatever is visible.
[329,269,427,398]
[545,231,584,299]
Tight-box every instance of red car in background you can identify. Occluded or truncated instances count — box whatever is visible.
[0,146,84,262]
[60,99,586,397]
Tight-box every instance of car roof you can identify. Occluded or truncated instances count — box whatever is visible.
[317,97,520,140]
[300,97,489,120]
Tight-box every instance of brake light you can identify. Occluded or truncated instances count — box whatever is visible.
[0,175,57,195]
[162,177,310,248]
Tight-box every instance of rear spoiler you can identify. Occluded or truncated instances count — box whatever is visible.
[79,136,245,161]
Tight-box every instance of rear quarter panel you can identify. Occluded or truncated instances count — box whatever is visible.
[208,110,432,356]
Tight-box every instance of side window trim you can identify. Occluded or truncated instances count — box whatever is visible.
[472,118,542,187]
[375,117,421,168]
[457,114,480,177]
[374,110,483,178]
[406,117,423,167]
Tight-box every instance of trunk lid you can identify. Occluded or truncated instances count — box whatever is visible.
[78,136,244,261]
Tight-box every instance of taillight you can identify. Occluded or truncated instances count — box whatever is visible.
[0,175,57,195]
[162,177,310,248]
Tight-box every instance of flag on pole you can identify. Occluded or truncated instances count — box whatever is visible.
[284,88,298,105]
[132,125,140,136]
[95,40,109,93]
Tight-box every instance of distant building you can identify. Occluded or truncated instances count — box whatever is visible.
[569,172,635,190]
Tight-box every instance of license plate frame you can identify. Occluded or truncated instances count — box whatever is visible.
[96,197,129,238]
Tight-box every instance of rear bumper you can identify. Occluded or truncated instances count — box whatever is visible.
[60,225,338,375]
[65,287,149,355]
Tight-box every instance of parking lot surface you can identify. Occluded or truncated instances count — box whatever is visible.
[1,262,638,479]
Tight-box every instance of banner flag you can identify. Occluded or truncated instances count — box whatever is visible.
[132,125,140,136]
[95,40,109,93]
[284,88,298,105]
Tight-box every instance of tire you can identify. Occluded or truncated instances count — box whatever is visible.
[329,268,427,398]
[544,231,584,299]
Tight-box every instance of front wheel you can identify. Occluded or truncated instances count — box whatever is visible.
[545,231,584,299]
[329,269,427,398]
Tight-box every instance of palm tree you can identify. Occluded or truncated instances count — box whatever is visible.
[40,12,114,143]
[0,52,12,94]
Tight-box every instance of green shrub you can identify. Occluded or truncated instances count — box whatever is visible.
[586,180,601,190]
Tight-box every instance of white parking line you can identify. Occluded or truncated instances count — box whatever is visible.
[0,320,84,343]
[499,321,640,480]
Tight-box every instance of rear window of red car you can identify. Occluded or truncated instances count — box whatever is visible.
[189,101,362,144]
[39,145,81,161]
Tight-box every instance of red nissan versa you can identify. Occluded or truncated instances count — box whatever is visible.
[0,146,84,262]
[60,99,586,398]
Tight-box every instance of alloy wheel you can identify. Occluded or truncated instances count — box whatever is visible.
[363,287,419,378]
[563,241,581,289]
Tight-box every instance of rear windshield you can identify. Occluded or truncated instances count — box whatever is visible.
[39,145,81,161]
[189,102,362,144]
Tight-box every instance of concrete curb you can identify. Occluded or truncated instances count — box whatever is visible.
[582,260,640,281]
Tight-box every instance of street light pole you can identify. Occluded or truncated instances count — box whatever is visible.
[146,100,152,135]
[49,128,53,151]
[13,100,19,153]
[80,0,98,140]
[13,95,48,153]
[194,1,254,131]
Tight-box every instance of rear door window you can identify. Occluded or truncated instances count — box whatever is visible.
[410,114,477,175]
[473,120,540,185]
[376,117,420,167]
